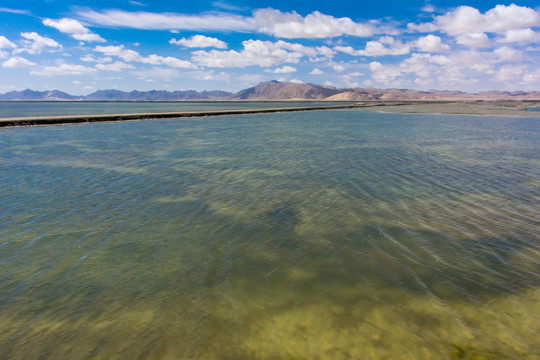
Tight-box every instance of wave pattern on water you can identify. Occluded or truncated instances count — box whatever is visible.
[1,110,540,359]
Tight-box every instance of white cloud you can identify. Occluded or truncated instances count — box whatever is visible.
[78,8,378,39]
[498,28,539,44]
[494,64,526,82]
[43,18,105,42]
[422,4,436,13]
[289,78,303,83]
[253,8,373,38]
[93,45,140,61]
[335,36,410,57]
[332,63,345,72]
[494,47,525,62]
[269,65,296,73]
[522,68,540,84]
[93,45,196,68]
[96,61,135,71]
[0,7,31,15]
[169,35,227,49]
[0,50,7,59]
[191,39,331,68]
[367,44,534,88]
[409,4,540,37]
[337,35,449,57]
[30,64,97,76]
[369,61,403,85]
[2,56,36,68]
[0,35,16,49]
[194,70,230,81]
[414,35,449,52]
[310,68,323,75]
[455,33,491,48]
[14,32,60,54]
[77,9,256,31]
[81,54,113,63]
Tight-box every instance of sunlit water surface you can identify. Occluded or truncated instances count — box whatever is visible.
[1,110,540,359]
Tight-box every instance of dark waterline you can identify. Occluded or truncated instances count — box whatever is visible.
[0,110,539,359]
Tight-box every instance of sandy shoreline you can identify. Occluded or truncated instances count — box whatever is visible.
[358,100,540,116]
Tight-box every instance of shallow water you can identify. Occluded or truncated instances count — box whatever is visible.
[1,110,540,359]
[0,101,346,118]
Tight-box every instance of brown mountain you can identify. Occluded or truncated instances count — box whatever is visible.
[232,80,341,100]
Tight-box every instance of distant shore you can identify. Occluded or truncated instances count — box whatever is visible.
[357,100,540,117]
[1,101,539,127]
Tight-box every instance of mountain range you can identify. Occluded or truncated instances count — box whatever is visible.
[1,81,539,101]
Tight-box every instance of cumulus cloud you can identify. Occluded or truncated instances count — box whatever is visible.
[337,35,450,57]
[14,32,60,54]
[493,46,525,62]
[43,18,105,42]
[0,35,16,49]
[253,8,373,38]
[498,28,539,44]
[80,54,113,63]
[439,5,539,36]
[455,33,491,48]
[94,45,196,68]
[169,35,227,49]
[335,36,410,57]
[367,45,533,88]
[409,4,540,51]
[414,35,449,52]
[332,63,345,72]
[95,61,135,71]
[191,40,332,68]
[369,61,403,84]
[522,68,540,84]
[494,64,526,82]
[310,68,323,75]
[2,56,36,68]
[268,65,296,73]
[31,64,97,76]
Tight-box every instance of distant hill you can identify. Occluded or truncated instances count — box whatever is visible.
[0,89,79,100]
[232,80,340,100]
[1,82,539,101]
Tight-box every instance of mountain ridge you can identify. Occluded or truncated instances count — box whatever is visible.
[1,81,539,101]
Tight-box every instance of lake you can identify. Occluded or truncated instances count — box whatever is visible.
[1,109,539,359]
[0,101,348,119]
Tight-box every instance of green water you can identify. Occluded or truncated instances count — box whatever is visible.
[1,110,540,359]
[0,101,347,118]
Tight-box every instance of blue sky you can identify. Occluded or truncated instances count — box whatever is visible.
[0,0,539,94]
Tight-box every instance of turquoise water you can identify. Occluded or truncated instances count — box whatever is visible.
[0,101,347,118]
[1,110,540,359]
